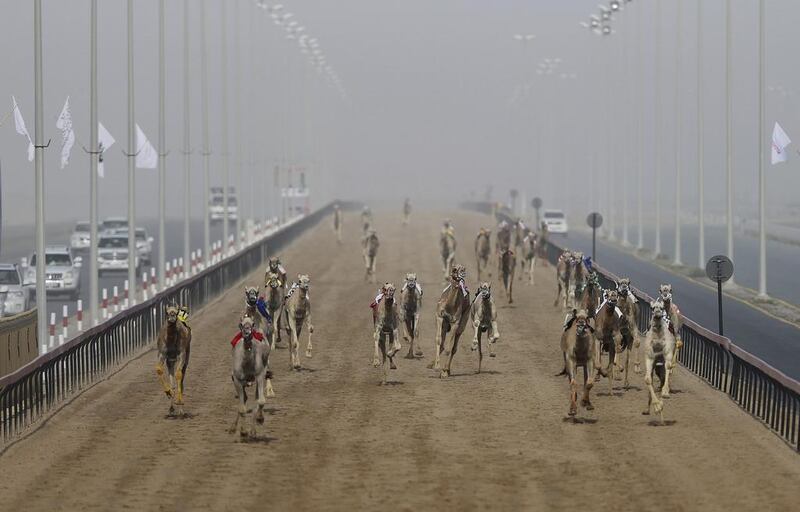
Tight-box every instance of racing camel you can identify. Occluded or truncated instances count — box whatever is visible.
[554,250,574,310]
[400,273,423,359]
[657,284,684,371]
[371,283,402,384]
[363,229,380,283]
[432,264,471,378]
[641,301,677,424]
[499,248,516,304]
[155,304,192,417]
[402,198,411,225]
[616,278,641,379]
[470,282,499,373]
[560,308,597,417]
[474,228,492,281]
[495,221,512,279]
[333,204,343,244]
[440,220,457,280]
[263,272,285,349]
[283,274,314,370]
[520,230,536,285]
[229,316,274,438]
[594,289,627,395]
[266,256,288,291]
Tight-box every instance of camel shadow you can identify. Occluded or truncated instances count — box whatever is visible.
[239,434,278,444]
[595,391,625,398]
[475,370,503,375]
[378,380,404,386]
[294,367,317,373]
[263,407,280,415]
[164,412,196,420]
[647,419,678,427]
[562,416,599,425]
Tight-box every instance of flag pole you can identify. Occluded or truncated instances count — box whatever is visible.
[697,0,706,269]
[654,0,663,259]
[234,0,243,251]
[725,0,735,286]
[673,0,683,266]
[221,1,230,255]
[89,0,99,325]
[126,0,137,303]
[757,0,767,298]
[158,0,166,289]
[183,0,191,275]
[33,0,48,350]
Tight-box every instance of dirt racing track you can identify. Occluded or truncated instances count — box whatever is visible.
[0,211,797,511]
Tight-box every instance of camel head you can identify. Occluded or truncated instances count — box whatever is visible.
[573,309,591,335]
[617,278,632,297]
[296,274,311,291]
[658,284,673,303]
[239,315,255,339]
[382,283,396,301]
[244,286,259,307]
[165,304,179,325]
[603,289,620,307]
[650,301,667,329]
[268,256,282,272]
[404,273,417,288]
[477,282,492,299]
[266,272,282,289]
[560,250,573,262]
[450,264,466,283]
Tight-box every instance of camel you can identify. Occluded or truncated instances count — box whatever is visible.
[243,286,270,335]
[537,222,550,266]
[229,316,274,438]
[560,309,597,416]
[266,256,288,291]
[402,198,411,225]
[578,271,602,318]
[361,206,372,235]
[499,248,516,304]
[616,278,642,377]
[657,284,684,370]
[567,252,587,309]
[641,301,677,423]
[333,204,343,244]
[475,228,492,281]
[283,274,314,370]
[440,221,457,280]
[371,283,401,384]
[400,273,423,358]
[363,229,380,283]
[155,304,192,417]
[263,272,285,349]
[594,289,626,394]
[431,264,471,378]
[513,218,526,252]
[554,251,574,310]
[520,231,537,285]
[470,282,499,373]
[495,221,511,279]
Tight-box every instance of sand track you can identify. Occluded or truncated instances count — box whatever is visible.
[0,211,797,511]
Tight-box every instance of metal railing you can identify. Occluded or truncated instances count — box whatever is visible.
[0,203,348,447]
[0,309,38,377]
[476,202,800,451]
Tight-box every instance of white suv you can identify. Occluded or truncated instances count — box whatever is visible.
[22,246,83,300]
[97,233,140,275]
[543,209,569,235]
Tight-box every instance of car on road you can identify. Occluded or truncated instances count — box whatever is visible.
[209,186,238,223]
[543,209,569,235]
[97,233,140,276]
[0,263,31,317]
[100,217,128,233]
[22,246,83,300]
[70,221,95,252]
[107,227,154,265]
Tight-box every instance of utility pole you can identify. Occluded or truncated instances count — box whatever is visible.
[725,0,735,285]
[221,1,230,255]
[757,0,767,298]
[697,0,706,269]
[126,0,137,303]
[673,0,683,266]
[89,0,99,325]
[33,0,47,348]
[201,0,211,267]
[158,0,166,289]
[654,0,663,259]
[182,0,191,274]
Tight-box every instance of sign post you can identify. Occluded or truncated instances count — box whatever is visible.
[531,197,543,228]
[705,255,734,336]
[586,212,603,261]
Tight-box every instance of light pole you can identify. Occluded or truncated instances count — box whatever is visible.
[89,0,99,325]
[157,0,166,288]
[182,0,191,274]
[635,0,644,250]
[233,0,243,250]
[33,0,47,347]
[725,0,734,285]
[221,1,230,255]
[201,0,211,267]
[654,0,663,259]
[673,0,683,266]
[696,0,705,269]
[757,0,767,298]
[126,0,137,303]
[513,33,535,205]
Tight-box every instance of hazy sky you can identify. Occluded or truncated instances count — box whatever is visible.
[1,0,800,227]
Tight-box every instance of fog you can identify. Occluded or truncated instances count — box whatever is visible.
[1,0,800,229]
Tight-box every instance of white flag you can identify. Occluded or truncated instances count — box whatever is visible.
[56,96,75,169]
[98,121,116,178]
[772,122,791,165]
[11,96,34,162]
[135,123,158,169]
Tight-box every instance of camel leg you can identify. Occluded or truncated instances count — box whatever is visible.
[373,326,382,367]
[634,332,642,374]
[662,347,674,397]
[252,378,266,435]
[582,358,595,410]
[404,318,415,359]
[471,316,481,351]
[508,274,514,303]
[305,314,314,359]
[155,356,172,398]
[413,314,423,356]
[606,346,615,395]
[623,347,631,389]
[380,336,388,385]
[431,316,444,370]
[566,357,578,416]
[228,382,247,434]
[643,359,664,422]
[476,329,483,374]
[671,337,683,371]
[441,326,459,378]
[389,329,400,365]
[288,317,300,370]
[174,364,185,416]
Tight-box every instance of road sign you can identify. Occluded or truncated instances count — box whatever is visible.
[705,255,734,283]
[706,255,734,336]
[586,212,603,229]
[531,197,542,209]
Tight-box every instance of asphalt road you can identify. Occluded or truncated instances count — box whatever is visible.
[604,223,800,306]
[1,210,797,511]
[562,230,800,380]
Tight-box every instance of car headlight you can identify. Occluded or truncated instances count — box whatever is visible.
[7,290,24,299]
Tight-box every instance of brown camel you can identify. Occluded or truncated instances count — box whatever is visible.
[561,309,597,416]
[520,231,537,285]
[495,221,511,279]
[263,272,285,349]
[642,301,677,423]
[155,304,192,417]
[470,282,499,373]
[594,289,626,395]
[431,264,471,378]
[616,277,641,379]
[499,248,516,304]
[475,228,492,281]
[371,283,401,384]
[283,274,314,370]
[400,273,423,359]
[657,284,684,371]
